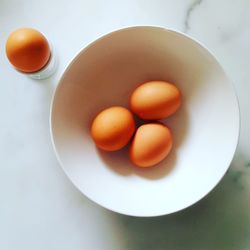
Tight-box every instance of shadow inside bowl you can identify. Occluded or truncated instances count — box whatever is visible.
[96,105,189,180]
[97,146,176,180]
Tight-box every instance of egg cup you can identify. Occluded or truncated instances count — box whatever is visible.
[28,44,57,80]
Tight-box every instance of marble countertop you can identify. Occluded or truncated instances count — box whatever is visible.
[0,0,249,249]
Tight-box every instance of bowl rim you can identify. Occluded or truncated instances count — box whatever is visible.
[49,25,240,217]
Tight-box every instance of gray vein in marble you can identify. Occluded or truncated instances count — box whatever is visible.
[184,0,203,33]
[230,170,244,190]
[227,154,250,190]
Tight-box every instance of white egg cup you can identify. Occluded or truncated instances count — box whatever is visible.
[26,43,57,80]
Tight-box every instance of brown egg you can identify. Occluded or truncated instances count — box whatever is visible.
[6,28,50,73]
[91,106,135,151]
[130,81,181,120]
[130,123,173,167]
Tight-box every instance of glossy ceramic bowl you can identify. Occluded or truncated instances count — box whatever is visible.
[50,26,240,217]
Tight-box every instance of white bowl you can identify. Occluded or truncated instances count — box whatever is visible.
[50,26,240,217]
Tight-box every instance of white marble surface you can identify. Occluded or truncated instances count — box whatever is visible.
[0,0,249,249]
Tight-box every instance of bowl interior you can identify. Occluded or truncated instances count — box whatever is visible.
[51,27,239,216]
